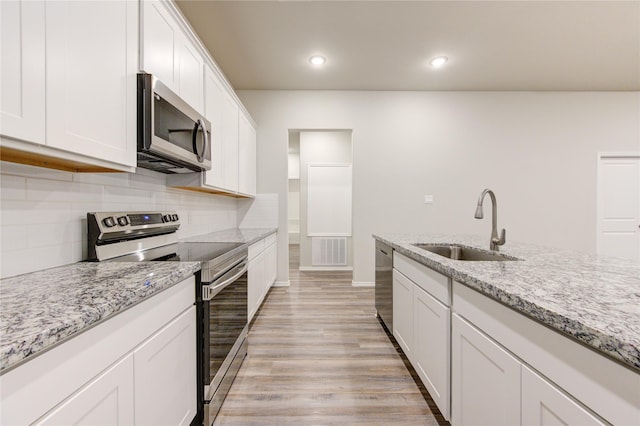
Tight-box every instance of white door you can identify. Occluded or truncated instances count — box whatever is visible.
[238,111,257,196]
[204,65,226,189]
[134,307,197,426]
[36,355,134,426]
[177,34,204,114]
[522,366,605,426]
[222,90,239,192]
[597,154,640,262]
[392,270,414,360]
[45,0,137,168]
[451,314,521,426]
[414,285,450,420]
[141,0,179,89]
[0,0,46,144]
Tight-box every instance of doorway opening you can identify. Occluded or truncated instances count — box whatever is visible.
[287,130,354,280]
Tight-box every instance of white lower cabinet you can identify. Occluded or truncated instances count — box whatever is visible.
[521,366,606,426]
[392,270,414,359]
[413,285,450,419]
[36,355,134,426]
[134,306,197,426]
[264,239,277,292]
[393,253,452,420]
[1,276,196,426]
[451,313,521,426]
[248,248,265,322]
[248,234,277,323]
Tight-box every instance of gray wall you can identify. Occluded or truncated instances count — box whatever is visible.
[238,90,640,285]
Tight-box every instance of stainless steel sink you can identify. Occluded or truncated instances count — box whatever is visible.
[412,244,520,261]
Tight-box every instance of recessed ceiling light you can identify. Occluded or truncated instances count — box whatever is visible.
[309,55,326,66]
[429,56,448,68]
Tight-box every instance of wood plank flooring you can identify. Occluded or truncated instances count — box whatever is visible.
[213,245,447,425]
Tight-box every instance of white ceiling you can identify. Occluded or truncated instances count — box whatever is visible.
[175,1,640,91]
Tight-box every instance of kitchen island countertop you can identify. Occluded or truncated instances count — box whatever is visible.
[374,233,640,372]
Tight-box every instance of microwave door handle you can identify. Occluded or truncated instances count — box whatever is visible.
[202,261,248,301]
[194,118,208,163]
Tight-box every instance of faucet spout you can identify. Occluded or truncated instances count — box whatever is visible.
[475,188,506,251]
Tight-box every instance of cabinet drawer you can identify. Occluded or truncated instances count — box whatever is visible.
[395,253,449,305]
[248,239,265,260]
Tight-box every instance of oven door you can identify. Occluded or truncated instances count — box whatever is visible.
[202,257,248,424]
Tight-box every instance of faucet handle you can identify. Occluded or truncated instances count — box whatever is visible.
[497,229,506,246]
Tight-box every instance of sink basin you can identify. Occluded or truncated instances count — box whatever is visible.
[412,244,520,261]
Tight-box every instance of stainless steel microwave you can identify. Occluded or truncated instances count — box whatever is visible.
[137,73,211,173]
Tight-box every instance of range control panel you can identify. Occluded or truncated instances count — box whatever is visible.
[87,211,182,261]
[91,211,180,231]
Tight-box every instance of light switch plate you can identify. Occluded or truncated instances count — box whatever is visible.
[424,195,434,204]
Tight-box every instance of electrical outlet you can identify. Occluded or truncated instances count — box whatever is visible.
[424,195,434,204]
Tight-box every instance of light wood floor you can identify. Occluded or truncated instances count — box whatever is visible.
[213,245,447,425]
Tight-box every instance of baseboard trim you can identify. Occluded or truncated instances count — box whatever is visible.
[298,266,353,272]
[352,281,375,287]
[273,280,291,287]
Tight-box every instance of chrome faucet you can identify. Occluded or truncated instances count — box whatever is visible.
[474,188,506,251]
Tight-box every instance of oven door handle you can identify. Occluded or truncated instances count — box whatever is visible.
[202,260,248,301]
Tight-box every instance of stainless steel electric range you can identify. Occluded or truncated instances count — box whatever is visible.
[87,211,248,426]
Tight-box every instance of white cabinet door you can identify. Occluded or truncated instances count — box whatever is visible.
[0,0,46,144]
[238,111,257,196]
[36,355,134,426]
[222,90,239,192]
[204,65,226,189]
[522,366,605,426]
[451,314,520,426]
[45,0,136,168]
[134,306,197,426]
[392,270,414,359]
[141,0,178,89]
[265,240,277,291]
[248,250,266,323]
[177,35,204,115]
[414,285,450,420]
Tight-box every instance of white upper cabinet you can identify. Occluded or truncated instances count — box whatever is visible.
[202,64,238,193]
[203,65,226,188]
[1,0,46,144]
[140,0,204,115]
[45,0,137,168]
[222,89,240,192]
[177,35,204,114]
[0,0,136,171]
[238,110,257,196]
[140,0,178,88]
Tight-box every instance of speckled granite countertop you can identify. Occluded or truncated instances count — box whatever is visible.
[374,233,640,372]
[181,227,276,245]
[0,262,201,374]
[0,228,277,374]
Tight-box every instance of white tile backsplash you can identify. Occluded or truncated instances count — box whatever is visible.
[0,162,239,278]
[0,175,27,200]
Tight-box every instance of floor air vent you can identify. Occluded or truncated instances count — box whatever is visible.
[312,237,347,266]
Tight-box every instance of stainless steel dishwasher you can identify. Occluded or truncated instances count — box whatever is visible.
[375,241,393,332]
